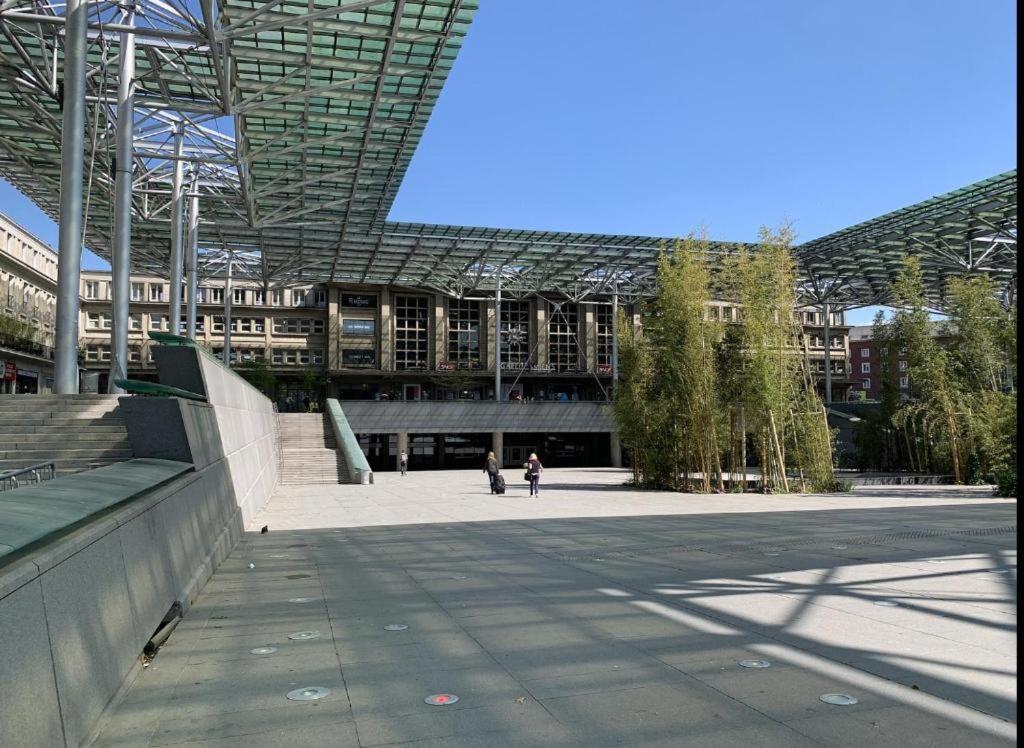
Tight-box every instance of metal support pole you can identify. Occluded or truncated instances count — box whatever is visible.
[822,302,832,404]
[185,174,199,339]
[611,289,619,401]
[53,0,88,393]
[494,270,502,400]
[108,8,136,394]
[223,253,232,366]
[168,123,185,334]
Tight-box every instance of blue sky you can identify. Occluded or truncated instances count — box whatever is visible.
[1,0,1016,325]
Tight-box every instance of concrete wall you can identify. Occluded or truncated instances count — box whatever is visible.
[0,347,279,747]
[340,400,616,434]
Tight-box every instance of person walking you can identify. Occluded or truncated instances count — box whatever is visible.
[484,451,500,493]
[399,450,408,476]
[527,452,543,497]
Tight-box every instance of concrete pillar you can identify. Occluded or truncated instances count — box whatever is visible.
[485,302,496,371]
[53,0,88,393]
[379,287,393,371]
[396,431,408,471]
[168,124,185,334]
[584,305,597,372]
[535,300,549,367]
[823,302,832,404]
[327,286,339,369]
[494,275,502,399]
[492,430,504,467]
[433,294,446,368]
[610,430,623,468]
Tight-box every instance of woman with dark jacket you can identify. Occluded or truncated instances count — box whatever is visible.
[527,453,543,497]
[484,451,499,493]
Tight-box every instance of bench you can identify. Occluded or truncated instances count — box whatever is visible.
[0,458,194,565]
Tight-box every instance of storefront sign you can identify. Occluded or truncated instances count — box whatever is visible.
[3,361,15,381]
[341,293,376,308]
[342,349,376,367]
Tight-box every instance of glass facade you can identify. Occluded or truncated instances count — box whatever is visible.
[549,302,580,372]
[596,304,612,371]
[395,295,429,370]
[447,299,480,366]
[500,300,530,368]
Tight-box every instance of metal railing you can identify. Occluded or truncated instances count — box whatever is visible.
[0,461,57,491]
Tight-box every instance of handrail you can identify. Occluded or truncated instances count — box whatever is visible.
[325,398,373,484]
[0,461,56,492]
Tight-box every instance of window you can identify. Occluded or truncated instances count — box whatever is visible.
[149,284,164,302]
[341,349,375,367]
[861,362,870,374]
[274,318,325,335]
[231,317,265,334]
[549,302,580,372]
[212,316,224,333]
[233,288,246,304]
[596,305,613,370]
[292,289,306,306]
[314,289,327,307]
[211,288,224,303]
[447,299,480,366]
[84,344,110,362]
[149,314,166,331]
[898,360,908,371]
[861,348,870,358]
[84,281,100,299]
[128,347,142,363]
[862,379,871,390]
[271,289,282,306]
[129,314,142,331]
[342,318,375,335]
[500,300,530,368]
[899,376,909,389]
[196,287,208,304]
[395,295,429,370]
[270,348,316,366]
[254,289,265,305]
[86,312,109,330]
[130,282,144,301]
[832,336,843,348]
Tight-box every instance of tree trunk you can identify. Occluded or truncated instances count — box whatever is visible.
[768,410,789,492]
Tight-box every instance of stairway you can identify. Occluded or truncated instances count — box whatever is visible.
[276,413,348,485]
[0,394,133,476]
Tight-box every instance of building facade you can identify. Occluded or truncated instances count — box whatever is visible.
[0,213,57,394]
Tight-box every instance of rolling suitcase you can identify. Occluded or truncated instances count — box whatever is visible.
[493,474,506,494]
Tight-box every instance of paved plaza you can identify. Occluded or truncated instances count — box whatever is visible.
[93,469,1016,747]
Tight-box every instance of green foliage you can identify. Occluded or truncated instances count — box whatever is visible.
[875,257,1017,490]
[613,226,840,494]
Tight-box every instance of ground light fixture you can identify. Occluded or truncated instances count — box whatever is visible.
[287,687,330,701]
[424,694,460,705]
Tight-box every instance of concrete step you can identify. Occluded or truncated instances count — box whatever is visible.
[7,424,127,435]
[0,457,128,473]
[0,447,134,460]
[3,433,130,445]
[0,413,124,426]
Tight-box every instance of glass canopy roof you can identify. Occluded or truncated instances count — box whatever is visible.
[0,0,1016,308]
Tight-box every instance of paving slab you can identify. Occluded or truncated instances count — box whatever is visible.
[91,469,1016,746]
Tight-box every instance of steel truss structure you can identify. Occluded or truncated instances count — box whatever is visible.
[0,0,1017,309]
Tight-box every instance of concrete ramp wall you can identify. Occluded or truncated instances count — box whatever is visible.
[0,347,279,747]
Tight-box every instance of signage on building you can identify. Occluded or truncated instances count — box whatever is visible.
[341,293,376,308]
[597,364,613,374]
[436,361,456,371]
[3,361,15,381]
[341,349,376,367]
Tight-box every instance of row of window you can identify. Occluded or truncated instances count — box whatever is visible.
[83,344,324,366]
[86,312,324,335]
[859,361,907,374]
[83,280,327,308]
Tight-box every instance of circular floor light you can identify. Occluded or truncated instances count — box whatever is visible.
[383,624,409,631]
[874,600,900,607]
[288,597,317,603]
[287,686,330,701]
[424,693,459,706]
[250,646,277,655]
[820,693,859,706]
[738,659,772,669]
[288,630,320,640]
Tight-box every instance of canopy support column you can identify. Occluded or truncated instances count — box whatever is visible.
[108,8,136,394]
[223,253,233,366]
[168,123,185,334]
[53,0,88,393]
[823,302,832,404]
[185,174,199,339]
[494,270,502,400]
[611,289,619,401]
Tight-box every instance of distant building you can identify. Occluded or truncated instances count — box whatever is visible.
[0,213,57,394]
